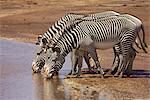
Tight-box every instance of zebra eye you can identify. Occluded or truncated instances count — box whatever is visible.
[52,59,56,62]
[48,57,50,59]
[37,53,40,55]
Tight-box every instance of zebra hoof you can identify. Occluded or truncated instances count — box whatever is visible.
[125,71,132,77]
[75,74,81,78]
[89,69,98,74]
[101,74,105,79]
[67,72,72,75]
[119,72,124,78]
[106,70,113,75]
[114,71,120,77]
[126,74,131,77]
[73,73,77,75]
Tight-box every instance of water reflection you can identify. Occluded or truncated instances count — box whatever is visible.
[32,74,66,100]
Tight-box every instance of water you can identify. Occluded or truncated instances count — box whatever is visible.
[0,39,81,100]
[1,39,149,100]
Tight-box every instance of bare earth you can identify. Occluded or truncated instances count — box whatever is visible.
[0,0,150,99]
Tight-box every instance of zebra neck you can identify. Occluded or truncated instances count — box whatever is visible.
[57,29,79,57]
[57,41,73,57]
[43,18,66,41]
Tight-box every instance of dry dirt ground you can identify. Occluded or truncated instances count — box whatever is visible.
[0,0,150,99]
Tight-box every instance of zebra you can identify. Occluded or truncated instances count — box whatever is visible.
[32,11,147,76]
[32,13,86,73]
[107,14,148,76]
[32,12,146,75]
[42,15,144,79]
[67,14,148,76]
[32,45,47,73]
[32,11,121,73]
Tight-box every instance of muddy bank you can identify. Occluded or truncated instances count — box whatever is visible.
[64,77,150,100]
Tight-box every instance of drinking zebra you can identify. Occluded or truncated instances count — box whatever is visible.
[32,11,120,73]
[42,15,145,78]
[104,14,148,75]
[32,11,147,76]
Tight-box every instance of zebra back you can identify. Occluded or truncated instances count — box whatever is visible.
[41,11,120,44]
[57,16,137,54]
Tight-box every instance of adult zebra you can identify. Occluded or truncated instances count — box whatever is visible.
[32,11,120,73]
[104,14,148,76]
[67,14,148,76]
[42,15,145,78]
[32,11,147,76]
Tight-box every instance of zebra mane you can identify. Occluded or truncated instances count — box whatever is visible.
[65,12,87,16]
[64,19,83,30]
[83,14,119,22]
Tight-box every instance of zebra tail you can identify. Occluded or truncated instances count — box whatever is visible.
[137,32,148,53]
[135,41,142,49]
[141,25,148,48]
[132,46,139,53]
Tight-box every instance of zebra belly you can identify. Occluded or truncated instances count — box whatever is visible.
[94,41,118,50]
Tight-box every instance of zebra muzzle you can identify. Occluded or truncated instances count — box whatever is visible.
[32,62,41,73]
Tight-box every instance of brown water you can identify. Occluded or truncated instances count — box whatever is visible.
[0,39,76,100]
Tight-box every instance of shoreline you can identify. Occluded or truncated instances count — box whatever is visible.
[0,36,36,44]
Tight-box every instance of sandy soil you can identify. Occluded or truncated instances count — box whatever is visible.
[0,0,150,99]
[63,77,150,100]
[0,0,150,44]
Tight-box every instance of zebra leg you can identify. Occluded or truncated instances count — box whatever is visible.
[83,51,95,73]
[68,49,78,75]
[114,54,128,78]
[112,45,136,77]
[125,46,136,77]
[117,42,131,78]
[76,49,84,77]
[87,45,104,78]
[113,54,124,77]
[119,42,131,78]
[107,46,120,75]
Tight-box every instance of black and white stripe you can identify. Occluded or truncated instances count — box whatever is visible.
[32,11,120,73]
[109,14,147,75]
[43,16,140,78]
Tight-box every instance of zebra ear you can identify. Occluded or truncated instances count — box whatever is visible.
[36,42,39,45]
[36,35,42,45]
[38,35,42,39]
[42,38,48,45]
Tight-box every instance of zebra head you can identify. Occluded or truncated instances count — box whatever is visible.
[32,45,54,73]
[35,35,42,45]
[32,35,49,73]
[43,46,65,79]
[35,35,49,48]
[32,44,45,73]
